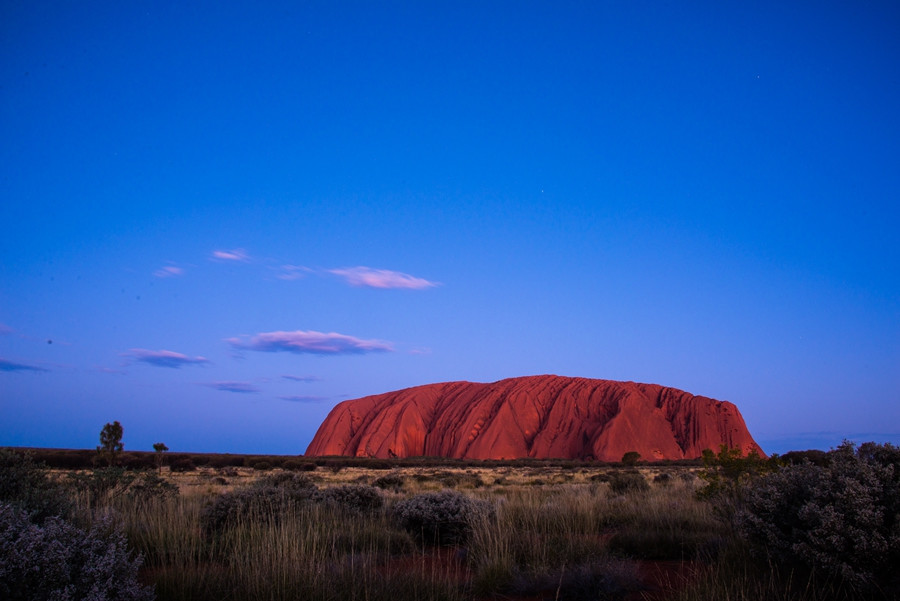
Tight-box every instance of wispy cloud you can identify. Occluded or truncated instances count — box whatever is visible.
[153,265,185,278]
[211,248,250,262]
[274,264,311,280]
[0,324,12,335]
[0,358,48,373]
[282,375,322,382]
[227,330,393,355]
[125,349,210,368]
[203,381,260,394]
[280,395,328,403]
[329,266,439,289]
[96,366,126,375]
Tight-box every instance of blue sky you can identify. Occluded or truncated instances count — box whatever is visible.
[2,1,898,456]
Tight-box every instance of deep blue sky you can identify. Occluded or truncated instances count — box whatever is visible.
[2,1,898,456]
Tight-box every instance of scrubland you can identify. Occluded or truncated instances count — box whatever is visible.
[2,443,898,601]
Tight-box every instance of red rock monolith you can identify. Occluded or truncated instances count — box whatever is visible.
[305,375,765,461]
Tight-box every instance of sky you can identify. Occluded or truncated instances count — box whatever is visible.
[1,1,898,456]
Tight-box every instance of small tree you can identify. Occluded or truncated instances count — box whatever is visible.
[697,444,772,500]
[97,421,124,467]
[152,442,169,474]
[621,451,641,466]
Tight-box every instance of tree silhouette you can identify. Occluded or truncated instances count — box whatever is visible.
[97,421,124,467]
[153,442,169,474]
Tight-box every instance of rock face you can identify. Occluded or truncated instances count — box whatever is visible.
[305,375,765,461]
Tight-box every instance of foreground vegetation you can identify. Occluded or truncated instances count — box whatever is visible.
[2,442,898,600]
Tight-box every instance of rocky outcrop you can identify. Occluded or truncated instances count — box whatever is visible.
[305,375,765,461]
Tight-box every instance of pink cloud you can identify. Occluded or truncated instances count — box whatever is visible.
[227,330,393,355]
[275,264,311,280]
[124,349,210,368]
[203,381,259,394]
[211,248,250,262]
[329,266,438,289]
[153,265,184,278]
[0,323,12,335]
[96,366,126,375]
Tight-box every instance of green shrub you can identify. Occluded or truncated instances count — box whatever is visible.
[697,445,773,500]
[0,502,154,601]
[127,471,178,502]
[608,471,649,495]
[169,457,196,472]
[0,449,72,523]
[67,467,136,507]
[373,472,405,491]
[621,451,641,466]
[67,467,178,506]
[738,441,900,594]
[392,489,495,546]
[282,459,317,472]
[255,472,315,493]
[652,472,672,486]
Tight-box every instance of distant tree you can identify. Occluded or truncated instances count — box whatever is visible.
[97,421,124,467]
[621,451,641,466]
[153,442,169,474]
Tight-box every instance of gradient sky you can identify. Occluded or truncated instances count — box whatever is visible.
[2,1,898,456]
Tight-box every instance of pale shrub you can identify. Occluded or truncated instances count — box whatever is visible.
[392,489,495,545]
[0,502,154,601]
[738,441,900,592]
[200,473,316,535]
[313,484,384,514]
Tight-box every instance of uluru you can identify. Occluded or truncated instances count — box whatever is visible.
[306,375,764,461]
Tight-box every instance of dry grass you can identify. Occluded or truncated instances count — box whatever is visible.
[61,463,858,601]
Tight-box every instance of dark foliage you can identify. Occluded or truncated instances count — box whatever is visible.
[738,441,900,596]
[608,471,650,495]
[0,449,72,523]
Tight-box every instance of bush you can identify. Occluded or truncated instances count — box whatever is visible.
[66,467,178,507]
[697,445,773,500]
[169,457,196,472]
[251,461,272,471]
[392,489,495,546]
[200,473,317,535]
[652,472,672,486]
[373,472,405,491]
[314,484,384,514]
[255,472,315,493]
[282,459,316,472]
[127,471,178,502]
[0,502,154,601]
[608,471,649,495]
[738,441,900,594]
[0,449,72,523]
[621,451,641,466]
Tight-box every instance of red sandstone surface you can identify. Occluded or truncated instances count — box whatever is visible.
[305,375,765,461]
